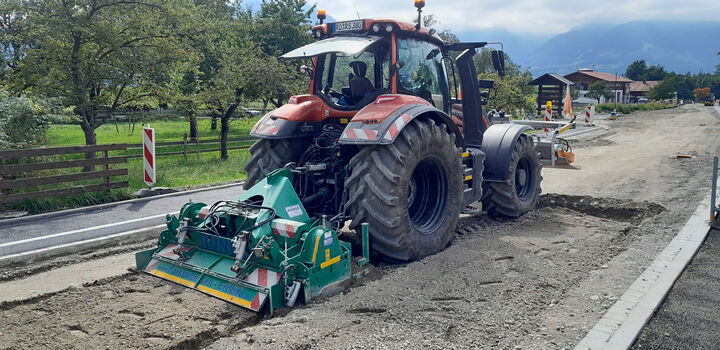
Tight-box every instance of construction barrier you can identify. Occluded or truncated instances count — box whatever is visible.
[584,105,595,126]
[143,124,156,188]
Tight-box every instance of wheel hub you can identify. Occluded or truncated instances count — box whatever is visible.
[407,156,448,234]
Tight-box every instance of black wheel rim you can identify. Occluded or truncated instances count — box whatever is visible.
[515,156,534,200]
[408,156,448,234]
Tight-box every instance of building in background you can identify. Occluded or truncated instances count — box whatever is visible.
[564,68,633,104]
[529,73,574,118]
[629,80,660,102]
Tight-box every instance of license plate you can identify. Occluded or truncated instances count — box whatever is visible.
[334,20,363,32]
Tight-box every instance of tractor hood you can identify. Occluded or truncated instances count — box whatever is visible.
[280,35,382,59]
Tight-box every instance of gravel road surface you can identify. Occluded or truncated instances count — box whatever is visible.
[0,104,718,349]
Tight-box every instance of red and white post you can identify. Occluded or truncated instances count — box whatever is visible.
[585,105,595,126]
[143,124,156,188]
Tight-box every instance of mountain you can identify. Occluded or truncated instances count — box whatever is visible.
[516,21,720,77]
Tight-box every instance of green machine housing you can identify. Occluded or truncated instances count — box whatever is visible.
[136,169,365,313]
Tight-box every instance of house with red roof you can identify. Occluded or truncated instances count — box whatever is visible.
[629,80,660,102]
[564,68,633,104]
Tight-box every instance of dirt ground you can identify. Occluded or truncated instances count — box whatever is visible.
[0,104,718,349]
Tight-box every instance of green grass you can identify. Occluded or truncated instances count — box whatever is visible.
[48,117,259,146]
[595,102,674,114]
[4,117,259,214]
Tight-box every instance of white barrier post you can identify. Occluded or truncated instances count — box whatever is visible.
[143,124,156,188]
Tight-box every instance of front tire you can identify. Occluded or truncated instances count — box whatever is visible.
[481,135,541,218]
[345,119,464,262]
[243,139,308,189]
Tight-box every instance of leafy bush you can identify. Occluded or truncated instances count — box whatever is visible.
[595,103,672,114]
[0,88,56,149]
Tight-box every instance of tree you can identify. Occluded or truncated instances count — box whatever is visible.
[694,87,711,100]
[626,60,648,81]
[6,0,196,164]
[587,81,613,102]
[645,65,667,81]
[624,60,667,81]
[477,71,533,116]
[253,0,315,57]
[648,77,677,100]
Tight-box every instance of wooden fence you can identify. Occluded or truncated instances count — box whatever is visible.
[125,135,254,159]
[0,144,129,205]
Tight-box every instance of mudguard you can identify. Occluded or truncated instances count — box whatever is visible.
[481,124,532,182]
[250,113,323,139]
[338,94,463,147]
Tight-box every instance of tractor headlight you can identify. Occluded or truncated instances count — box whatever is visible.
[313,30,323,39]
[372,23,381,33]
[385,24,394,32]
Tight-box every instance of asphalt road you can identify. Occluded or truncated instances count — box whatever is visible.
[0,183,246,244]
[632,228,720,349]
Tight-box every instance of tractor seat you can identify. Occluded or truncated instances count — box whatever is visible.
[349,61,375,99]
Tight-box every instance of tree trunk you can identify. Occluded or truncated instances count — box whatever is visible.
[210,113,217,130]
[80,119,97,172]
[189,112,198,140]
[220,104,239,160]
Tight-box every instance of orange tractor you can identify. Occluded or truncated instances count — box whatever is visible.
[244,1,573,262]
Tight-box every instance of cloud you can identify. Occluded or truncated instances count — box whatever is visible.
[310,0,720,36]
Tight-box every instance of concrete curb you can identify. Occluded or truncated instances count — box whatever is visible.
[0,212,171,259]
[575,183,718,349]
[562,126,607,139]
[0,181,243,226]
[0,225,164,268]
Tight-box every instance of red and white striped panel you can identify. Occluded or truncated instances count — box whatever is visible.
[271,219,305,239]
[383,113,413,141]
[144,243,191,272]
[342,128,377,141]
[157,243,191,260]
[244,267,281,288]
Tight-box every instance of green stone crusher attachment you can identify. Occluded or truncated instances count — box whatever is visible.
[135,169,365,313]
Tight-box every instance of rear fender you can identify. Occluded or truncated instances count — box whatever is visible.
[338,94,463,147]
[481,124,532,182]
[250,113,323,139]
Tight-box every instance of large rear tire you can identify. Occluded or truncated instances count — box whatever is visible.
[243,139,308,190]
[345,119,464,262]
[481,135,541,218]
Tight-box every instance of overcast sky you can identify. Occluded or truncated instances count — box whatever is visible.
[302,0,720,37]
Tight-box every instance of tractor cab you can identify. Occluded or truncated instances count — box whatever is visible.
[281,18,450,113]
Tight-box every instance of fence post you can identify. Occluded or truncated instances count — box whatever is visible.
[103,150,110,190]
[196,137,200,160]
[183,134,188,159]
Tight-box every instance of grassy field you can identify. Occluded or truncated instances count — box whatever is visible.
[48,117,259,145]
[5,117,260,214]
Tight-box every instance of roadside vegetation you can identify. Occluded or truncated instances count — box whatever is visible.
[595,103,673,114]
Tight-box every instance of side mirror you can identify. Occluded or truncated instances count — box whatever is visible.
[299,65,313,78]
[491,50,505,77]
